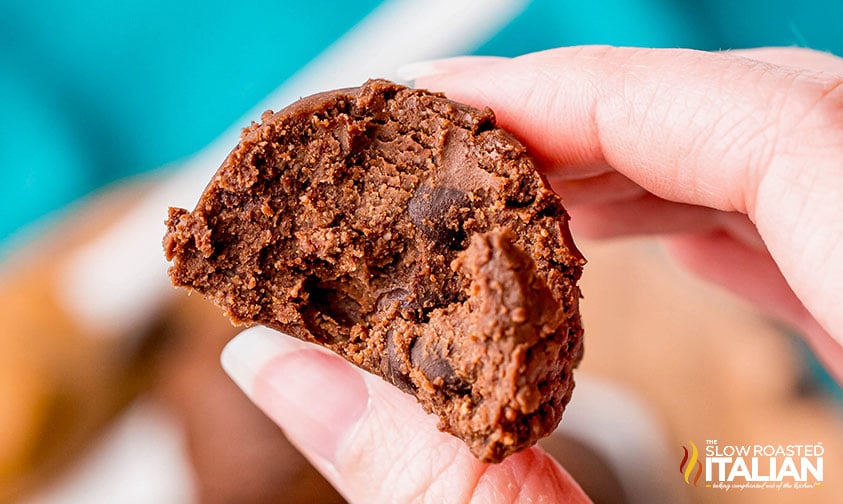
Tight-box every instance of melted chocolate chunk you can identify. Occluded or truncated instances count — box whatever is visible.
[376,287,421,321]
[408,186,470,249]
[386,330,415,393]
[410,338,469,394]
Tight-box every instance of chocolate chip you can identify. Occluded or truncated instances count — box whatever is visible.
[409,337,469,393]
[407,185,470,249]
[376,287,422,320]
[386,330,415,393]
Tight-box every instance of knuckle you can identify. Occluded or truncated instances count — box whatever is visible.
[751,71,843,215]
[808,77,843,136]
[782,73,843,150]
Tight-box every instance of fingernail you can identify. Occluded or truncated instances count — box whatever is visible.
[396,59,448,82]
[398,56,509,83]
[221,326,368,462]
[221,326,281,397]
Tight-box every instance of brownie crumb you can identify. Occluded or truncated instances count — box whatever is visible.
[164,79,585,463]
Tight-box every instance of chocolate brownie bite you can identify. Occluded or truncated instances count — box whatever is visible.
[164,79,585,462]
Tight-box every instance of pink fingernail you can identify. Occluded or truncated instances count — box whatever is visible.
[222,327,368,462]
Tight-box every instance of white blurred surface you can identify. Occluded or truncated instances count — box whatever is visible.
[24,401,196,504]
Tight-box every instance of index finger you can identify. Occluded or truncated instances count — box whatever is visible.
[413,46,843,347]
[414,46,843,215]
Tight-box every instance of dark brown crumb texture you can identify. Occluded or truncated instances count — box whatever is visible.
[164,79,585,463]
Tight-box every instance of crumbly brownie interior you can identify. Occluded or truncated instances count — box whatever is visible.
[164,79,585,462]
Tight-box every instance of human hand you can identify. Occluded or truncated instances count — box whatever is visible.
[221,326,591,503]
[404,46,843,382]
[220,46,843,503]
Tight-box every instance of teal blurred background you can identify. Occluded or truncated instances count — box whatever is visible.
[2,0,843,246]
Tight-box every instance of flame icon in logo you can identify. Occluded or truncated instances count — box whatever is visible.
[680,441,703,486]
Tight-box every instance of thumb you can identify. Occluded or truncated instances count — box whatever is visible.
[222,326,591,504]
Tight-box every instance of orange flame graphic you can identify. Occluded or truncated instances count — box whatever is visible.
[679,441,703,486]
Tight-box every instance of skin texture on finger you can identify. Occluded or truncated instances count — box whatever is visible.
[570,193,765,251]
[547,171,646,206]
[728,47,843,75]
[569,193,735,238]
[545,161,615,181]
[223,327,591,504]
[665,231,810,330]
[326,374,588,503]
[664,231,843,381]
[415,45,843,353]
[415,46,839,211]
